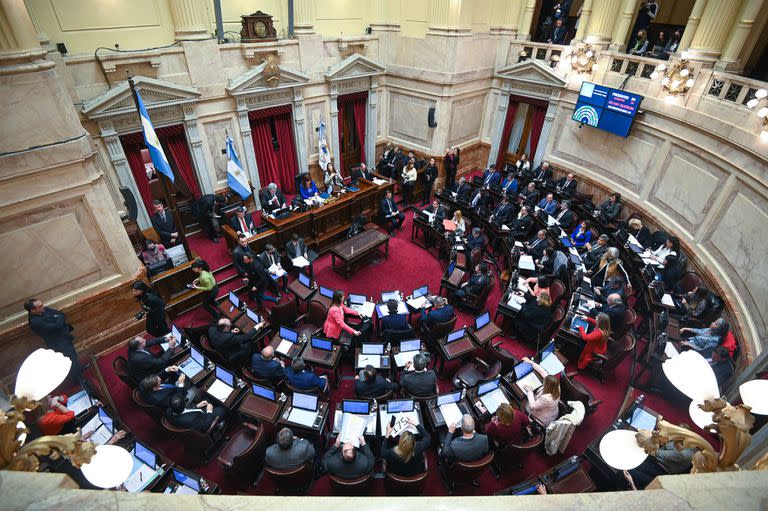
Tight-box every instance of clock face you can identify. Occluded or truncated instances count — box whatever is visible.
[255,20,267,37]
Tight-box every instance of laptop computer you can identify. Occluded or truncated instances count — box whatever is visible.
[513,362,542,392]
[172,469,201,494]
[446,328,466,343]
[298,272,312,289]
[124,441,161,492]
[539,340,556,361]
[381,290,401,302]
[387,399,415,413]
[412,285,428,298]
[179,346,206,378]
[206,366,235,402]
[245,308,261,325]
[478,378,508,414]
[342,400,371,415]
[251,383,276,401]
[474,311,491,330]
[319,286,335,299]
[349,293,367,306]
[135,442,157,469]
[437,390,463,426]
[569,315,590,333]
[276,326,299,356]
[311,336,334,361]
[393,339,421,367]
[66,388,94,418]
[81,406,115,445]
[361,343,384,355]
[628,407,658,431]
[288,392,320,427]
[228,291,241,311]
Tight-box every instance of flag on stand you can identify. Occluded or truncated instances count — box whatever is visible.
[133,85,174,183]
[226,136,251,200]
[318,121,331,171]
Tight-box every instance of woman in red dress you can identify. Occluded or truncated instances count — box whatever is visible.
[577,312,611,369]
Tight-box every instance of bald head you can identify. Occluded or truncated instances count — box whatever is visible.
[461,414,475,434]
[607,293,622,306]
[262,346,275,359]
[218,317,231,329]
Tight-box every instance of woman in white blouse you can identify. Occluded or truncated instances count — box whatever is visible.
[650,236,679,263]
[401,159,417,204]
[451,209,466,238]
[516,153,531,173]
[323,163,344,194]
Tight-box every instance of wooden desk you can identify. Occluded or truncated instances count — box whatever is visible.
[268,332,304,361]
[150,261,201,320]
[466,384,516,421]
[330,229,390,279]
[220,297,242,322]
[434,334,476,375]
[198,372,246,409]
[221,224,275,255]
[278,396,330,438]
[354,346,392,373]
[287,279,317,302]
[238,393,286,425]
[502,351,568,402]
[175,351,213,385]
[151,466,220,495]
[424,397,474,429]
[469,320,503,347]
[300,343,342,386]
[331,402,378,437]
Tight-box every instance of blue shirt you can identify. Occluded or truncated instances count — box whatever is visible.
[571,228,592,247]
[250,354,285,381]
[285,368,326,392]
[422,305,454,324]
[501,178,519,195]
[300,181,319,199]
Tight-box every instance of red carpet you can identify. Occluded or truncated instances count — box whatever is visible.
[89,208,691,496]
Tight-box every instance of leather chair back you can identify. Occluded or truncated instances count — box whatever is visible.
[444,452,494,493]
[678,271,703,295]
[384,459,429,495]
[199,335,229,368]
[383,327,417,344]
[462,275,494,313]
[112,356,137,388]
[265,462,314,495]
[132,388,162,418]
[560,373,601,415]
[424,314,457,345]
[548,279,566,306]
[355,387,394,402]
[328,472,373,495]
[493,433,543,474]
[490,341,520,374]
[160,414,220,466]
[469,247,483,273]
[590,333,635,382]
[242,366,285,389]
[216,422,265,475]
[269,294,298,328]
[307,300,328,326]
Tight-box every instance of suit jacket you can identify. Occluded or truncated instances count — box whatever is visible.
[250,354,285,381]
[150,211,176,246]
[464,273,489,295]
[381,313,409,332]
[468,190,489,209]
[207,326,250,361]
[596,303,626,332]
[165,408,217,432]
[422,305,454,325]
[599,199,622,220]
[451,183,472,201]
[533,165,553,181]
[551,25,567,44]
[515,297,552,341]
[28,307,74,351]
[557,177,577,197]
[244,259,271,289]
[266,438,315,470]
[259,251,282,269]
[521,188,541,205]
[537,199,559,215]
[284,239,308,259]
[582,244,609,268]
[323,444,375,479]
[229,214,255,234]
[352,167,375,181]
[442,433,489,462]
[259,189,287,214]
[554,209,576,230]
[500,178,520,195]
[142,385,185,409]
[510,214,534,237]
[381,197,400,217]
[401,370,437,397]
[423,164,438,185]
[481,170,501,187]
[466,234,485,251]
[127,337,173,383]
[491,203,515,224]
[426,205,448,222]
[528,237,549,261]
[354,375,398,398]
[627,226,651,247]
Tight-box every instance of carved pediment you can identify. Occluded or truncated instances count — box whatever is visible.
[227,61,310,96]
[495,59,567,88]
[82,76,201,119]
[324,53,385,81]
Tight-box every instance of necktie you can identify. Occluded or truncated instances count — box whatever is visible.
[240,217,248,233]
[472,194,479,207]
[161,212,166,222]
[557,209,566,221]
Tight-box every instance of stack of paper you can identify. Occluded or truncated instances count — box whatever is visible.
[269,264,288,278]
[81,416,112,445]
[501,224,510,231]
[207,380,233,402]
[394,350,418,368]
[288,408,318,427]
[292,256,310,268]
[439,402,463,428]
[351,301,376,318]
[547,215,558,226]
[339,413,369,447]
[480,388,508,414]
[174,485,198,495]
[424,211,435,223]
[507,293,526,309]
[276,339,294,355]
[515,372,542,392]
[124,464,160,493]
[372,178,388,185]
[664,341,679,358]
[540,354,565,375]
[357,354,381,368]
[390,413,419,436]
[661,293,675,306]
[519,255,535,271]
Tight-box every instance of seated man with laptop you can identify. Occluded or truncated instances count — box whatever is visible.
[381,299,410,334]
[420,296,454,331]
[285,357,329,393]
[139,374,193,410]
[401,353,438,397]
[354,365,399,398]
[265,427,316,471]
[251,345,286,383]
[165,393,226,433]
[323,434,375,480]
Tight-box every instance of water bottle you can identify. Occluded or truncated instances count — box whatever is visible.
[301,333,308,344]
[351,245,354,255]
[386,342,391,353]
[199,478,209,492]
[372,398,378,413]
[460,387,467,401]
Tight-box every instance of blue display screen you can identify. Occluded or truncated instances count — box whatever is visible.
[572,82,643,137]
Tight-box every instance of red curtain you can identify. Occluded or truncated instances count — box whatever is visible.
[123,143,154,215]
[495,99,519,170]
[165,133,201,199]
[273,113,298,193]
[352,99,366,165]
[528,105,547,164]
[248,104,292,120]
[250,117,281,192]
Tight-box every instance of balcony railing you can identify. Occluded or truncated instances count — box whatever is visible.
[705,72,767,108]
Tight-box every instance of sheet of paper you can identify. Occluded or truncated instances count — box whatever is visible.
[517,276,529,291]
[480,388,508,415]
[507,294,526,309]
[439,402,463,427]
[540,353,565,375]
[288,408,318,427]
[340,413,369,447]
[514,241,524,248]
[174,484,198,495]
[377,301,409,316]
[406,295,429,310]
[627,234,641,246]
[372,178,388,185]
[276,339,294,356]
[207,379,233,402]
[179,359,203,378]
[547,215,558,226]
[661,293,675,306]
[394,350,418,368]
[357,354,382,368]
[292,256,310,268]
[501,224,510,231]
[269,264,288,278]
[425,211,435,223]
[519,255,535,271]
[124,464,160,493]
[391,412,419,436]
[351,301,376,318]
[516,371,543,393]
[664,341,679,358]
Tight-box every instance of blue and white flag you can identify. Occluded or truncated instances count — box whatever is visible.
[226,136,251,200]
[318,121,331,171]
[135,88,174,183]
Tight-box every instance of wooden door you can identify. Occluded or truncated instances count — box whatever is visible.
[340,103,361,174]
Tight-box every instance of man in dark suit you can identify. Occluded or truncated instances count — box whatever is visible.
[354,365,398,397]
[526,229,550,261]
[232,234,256,276]
[582,234,610,267]
[442,414,489,462]
[229,206,256,236]
[490,196,515,225]
[139,374,187,410]
[251,345,285,382]
[549,18,567,44]
[421,296,455,330]
[590,293,626,332]
[425,199,448,222]
[352,163,375,182]
[259,183,288,215]
[285,233,316,275]
[509,206,534,240]
[381,190,404,235]
[259,244,288,294]
[537,193,559,215]
[520,182,541,205]
[466,227,485,252]
[242,254,279,307]
[556,173,578,198]
[450,177,472,202]
[553,200,576,230]
[381,299,409,335]
[455,263,490,300]
[126,334,179,384]
[468,188,489,209]
[25,299,83,384]
[150,200,179,247]
[401,353,438,397]
[323,435,375,479]
[533,161,553,182]
[481,164,501,188]
[500,173,520,196]
[192,194,226,242]
[421,158,438,205]
[444,147,459,189]
[165,393,226,432]
[266,428,316,470]
[208,318,254,366]
[709,346,734,389]
[378,144,396,175]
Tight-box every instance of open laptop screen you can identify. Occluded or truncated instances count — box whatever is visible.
[228,291,240,309]
[216,366,234,386]
[342,400,371,414]
[279,326,298,343]
[478,378,500,395]
[446,328,465,343]
[381,291,400,302]
[474,311,490,330]
[311,337,333,351]
[412,285,428,298]
[361,343,384,355]
[173,469,200,492]
[293,392,318,411]
[387,399,415,413]
[437,391,462,406]
[298,273,311,288]
[190,347,205,366]
[349,294,367,305]
[319,286,334,298]
[514,362,534,380]
[400,339,421,352]
[252,383,276,401]
[135,442,156,468]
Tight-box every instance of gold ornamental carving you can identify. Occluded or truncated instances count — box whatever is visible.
[263,55,281,88]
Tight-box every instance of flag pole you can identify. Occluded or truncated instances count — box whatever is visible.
[127,73,194,263]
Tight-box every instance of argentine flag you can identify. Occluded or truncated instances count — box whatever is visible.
[135,88,174,183]
[318,121,331,171]
[226,136,251,200]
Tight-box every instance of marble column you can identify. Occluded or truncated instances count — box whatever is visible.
[490,0,520,37]
[487,85,511,167]
[235,98,262,208]
[516,0,537,40]
[100,124,152,229]
[609,0,641,51]
[687,0,742,62]
[678,0,708,52]
[716,0,764,71]
[584,0,622,46]
[328,84,341,167]
[168,0,209,41]
[22,0,50,47]
[370,0,401,32]
[533,100,557,167]
[293,0,316,36]
[365,78,379,169]
[292,89,309,175]
[573,0,594,42]
[427,0,473,37]
[181,107,214,195]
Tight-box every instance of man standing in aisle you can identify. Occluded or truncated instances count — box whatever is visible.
[25,299,85,384]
